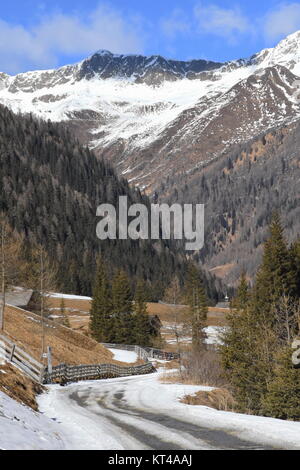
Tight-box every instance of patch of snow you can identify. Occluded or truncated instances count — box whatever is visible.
[107,348,138,363]
[49,293,91,300]
[204,326,227,345]
[0,391,66,450]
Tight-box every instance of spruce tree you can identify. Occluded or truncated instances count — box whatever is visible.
[222,215,300,415]
[89,258,113,342]
[262,346,300,420]
[252,212,290,320]
[220,273,262,412]
[184,263,208,351]
[112,270,134,344]
[134,279,151,346]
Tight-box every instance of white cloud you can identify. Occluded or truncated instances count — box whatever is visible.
[263,2,300,42]
[0,4,144,74]
[194,3,250,42]
[160,8,190,38]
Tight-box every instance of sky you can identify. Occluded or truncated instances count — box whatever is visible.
[1,1,300,74]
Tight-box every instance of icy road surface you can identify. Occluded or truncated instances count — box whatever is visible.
[38,370,300,450]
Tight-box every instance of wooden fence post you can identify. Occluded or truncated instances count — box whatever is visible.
[9,343,15,362]
[47,346,52,374]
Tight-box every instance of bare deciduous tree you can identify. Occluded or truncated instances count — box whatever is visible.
[0,215,23,331]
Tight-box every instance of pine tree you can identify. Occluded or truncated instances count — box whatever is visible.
[252,212,290,320]
[222,215,300,415]
[262,346,300,420]
[134,279,151,346]
[248,214,294,409]
[230,271,249,310]
[220,273,262,412]
[89,258,113,342]
[112,270,134,344]
[184,263,208,351]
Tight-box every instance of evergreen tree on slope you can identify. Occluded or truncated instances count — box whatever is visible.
[134,279,151,346]
[89,257,113,342]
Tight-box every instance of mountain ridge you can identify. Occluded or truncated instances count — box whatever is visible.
[1,31,300,286]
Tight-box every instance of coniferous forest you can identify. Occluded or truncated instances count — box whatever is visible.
[221,214,300,420]
[1,101,299,422]
[0,104,223,302]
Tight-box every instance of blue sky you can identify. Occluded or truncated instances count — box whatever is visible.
[1,1,300,73]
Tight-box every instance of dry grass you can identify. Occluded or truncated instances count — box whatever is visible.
[147,303,188,322]
[3,305,140,367]
[160,349,226,388]
[148,302,227,326]
[181,388,236,412]
[48,297,91,312]
[47,297,228,352]
[48,297,91,332]
[0,362,43,410]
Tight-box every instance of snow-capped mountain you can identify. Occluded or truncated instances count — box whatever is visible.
[1,31,300,191]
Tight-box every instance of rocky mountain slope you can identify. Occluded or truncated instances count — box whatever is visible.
[1,31,300,193]
[163,121,300,285]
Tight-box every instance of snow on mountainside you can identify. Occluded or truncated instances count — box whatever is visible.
[1,31,300,190]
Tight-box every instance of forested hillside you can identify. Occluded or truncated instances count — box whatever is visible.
[0,105,222,301]
[164,122,300,285]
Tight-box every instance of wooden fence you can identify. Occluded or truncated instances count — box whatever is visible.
[0,335,177,385]
[102,343,180,361]
[43,360,154,384]
[0,334,44,383]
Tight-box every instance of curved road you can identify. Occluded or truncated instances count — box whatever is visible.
[39,373,282,450]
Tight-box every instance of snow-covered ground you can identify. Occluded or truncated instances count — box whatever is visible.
[0,391,66,450]
[2,349,300,450]
[37,368,300,450]
[204,326,227,346]
[107,348,138,363]
[162,324,226,346]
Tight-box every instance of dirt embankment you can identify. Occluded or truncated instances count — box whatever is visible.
[3,305,140,367]
[0,363,43,410]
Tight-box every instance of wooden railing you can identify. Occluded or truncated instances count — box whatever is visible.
[0,334,44,383]
[102,343,180,361]
[43,360,154,384]
[0,335,178,385]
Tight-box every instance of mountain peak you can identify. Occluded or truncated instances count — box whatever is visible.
[251,30,300,75]
[94,49,114,57]
[78,50,222,84]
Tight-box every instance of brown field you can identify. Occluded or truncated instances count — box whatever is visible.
[46,296,228,351]
[3,305,140,367]
[48,297,91,312]
[47,296,91,332]
[48,297,228,326]
[147,302,228,326]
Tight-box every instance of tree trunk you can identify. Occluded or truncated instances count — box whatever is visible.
[0,225,5,331]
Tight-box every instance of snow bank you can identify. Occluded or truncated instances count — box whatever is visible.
[0,391,66,450]
[108,348,138,363]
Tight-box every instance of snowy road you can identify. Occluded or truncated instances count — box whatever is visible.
[38,370,300,450]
